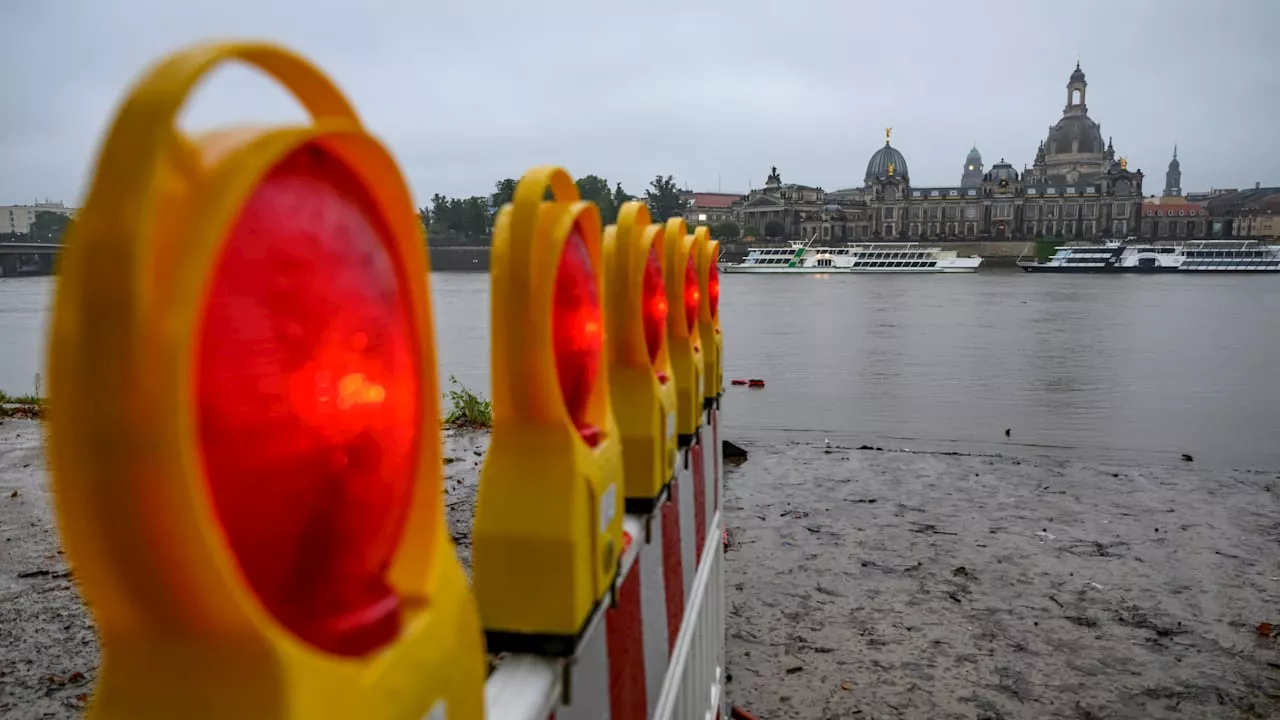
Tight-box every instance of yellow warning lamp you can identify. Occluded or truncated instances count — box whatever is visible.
[473,167,626,656]
[45,42,484,719]
[663,217,705,446]
[694,228,723,408]
[602,201,679,514]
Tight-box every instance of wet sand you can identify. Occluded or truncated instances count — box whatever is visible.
[2,420,1278,718]
[723,441,1280,719]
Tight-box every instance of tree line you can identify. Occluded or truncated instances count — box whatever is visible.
[422,174,740,246]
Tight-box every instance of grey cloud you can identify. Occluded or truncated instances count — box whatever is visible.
[3,0,1278,207]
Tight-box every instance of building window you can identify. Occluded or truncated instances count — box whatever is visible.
[882,207,894,220]
[1083,221,1095,237]
[1025,205,1039,219]
[1083,204,1098,219]
[994,204,1013,219]
[964,205,978,219]
[1113,204,1129,218]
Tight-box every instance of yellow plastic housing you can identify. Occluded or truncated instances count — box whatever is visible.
[602,202,679,513]
[473,167,626,654]
[45,42,484,720]
[663,218,704,443]
[695,229,723,405]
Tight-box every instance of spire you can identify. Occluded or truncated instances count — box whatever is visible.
[1173,144,1178,159]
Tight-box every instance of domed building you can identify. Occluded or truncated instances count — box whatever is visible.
[865,128,909,186]
[1027,62,1108,184]
[725,63,1149,243]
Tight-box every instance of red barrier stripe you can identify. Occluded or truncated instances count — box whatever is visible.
[691,441,706,564]
[659,481,684,652]
[605,567,646,720]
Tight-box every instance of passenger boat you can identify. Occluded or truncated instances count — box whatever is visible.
[1017,239,1280,273]
[719,238,983,274]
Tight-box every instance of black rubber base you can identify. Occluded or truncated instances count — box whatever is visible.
[485,579,613,657]
[625,483,669,515]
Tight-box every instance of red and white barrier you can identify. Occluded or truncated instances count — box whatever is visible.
[482,410,727,720]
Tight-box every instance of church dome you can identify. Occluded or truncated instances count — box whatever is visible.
[987,159,1018,183]
[1069,62,1086,84]
[966,146,982,163]
[1045,114,1104,156]
[866,143,909,184]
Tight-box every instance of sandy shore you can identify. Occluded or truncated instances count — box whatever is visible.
[1,420,1277,718]
[723,440,1280,719]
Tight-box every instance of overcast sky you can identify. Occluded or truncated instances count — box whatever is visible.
[4,0,1278,207]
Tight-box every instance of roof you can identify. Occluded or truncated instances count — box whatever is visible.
[866,143,909,183]
[1142,198,1207,217]
[1205,187,1280,216]
[681,192,743,209]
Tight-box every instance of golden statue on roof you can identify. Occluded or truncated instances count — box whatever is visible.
[1119,157,1128,170]
[887,162,895,176]
[885,126,892,144]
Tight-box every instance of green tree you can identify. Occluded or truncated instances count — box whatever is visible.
[763,219,785,238]
[644,175,684,222]
[491,178,517,209]
[710,220,740,240]
[612,182,633,211]
[30,212,71,244]
[575,174,618,225]
[741,224,760,239]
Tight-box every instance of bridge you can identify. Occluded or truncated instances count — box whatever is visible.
[0,243,63,276]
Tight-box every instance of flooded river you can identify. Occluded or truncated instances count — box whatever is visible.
[2,270,1278,468]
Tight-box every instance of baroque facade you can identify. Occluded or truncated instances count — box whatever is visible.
[740,63,1147,243]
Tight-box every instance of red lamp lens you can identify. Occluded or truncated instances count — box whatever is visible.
[708,260,720,319]
[553,225,603,441]
[642,245,667,365]
[683,250,700,334]
[197,144,420,657]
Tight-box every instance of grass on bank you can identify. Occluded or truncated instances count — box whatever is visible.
[0,374,493,427]
[444,376,492,429]
[0,375,45,419]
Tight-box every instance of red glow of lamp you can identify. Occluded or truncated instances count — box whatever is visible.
[642,245,668,366]
[552,225,603,443]
[683,249,700,334]
[707,261,720,319]
[196,145,421,658]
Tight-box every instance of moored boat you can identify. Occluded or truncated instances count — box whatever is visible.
[1017,239,1280,273]
[720,237,982,274]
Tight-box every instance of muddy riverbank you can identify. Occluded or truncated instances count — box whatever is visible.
[723,440,1280,719]
[1,420,1277,718]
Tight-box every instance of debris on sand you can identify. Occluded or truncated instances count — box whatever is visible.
[724,440,1280,719]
